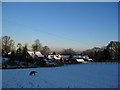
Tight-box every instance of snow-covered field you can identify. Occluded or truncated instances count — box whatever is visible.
[0,70,1,90]
[2,62,118,88]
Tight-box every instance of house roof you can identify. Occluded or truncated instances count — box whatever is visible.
[35,51,44,57]
[27,51,44,58]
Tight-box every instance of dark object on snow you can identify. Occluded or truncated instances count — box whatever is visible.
[29,71,37,76]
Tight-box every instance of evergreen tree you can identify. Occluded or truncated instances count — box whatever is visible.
[10,51,15,61]
[22,44,28,62]
[16,43,22,61]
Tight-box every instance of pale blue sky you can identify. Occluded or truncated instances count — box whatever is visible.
[2,2,118,51]
[0,2,2,37]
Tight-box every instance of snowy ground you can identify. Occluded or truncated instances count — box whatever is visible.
[0,70,1,90]
[2,62,118,88]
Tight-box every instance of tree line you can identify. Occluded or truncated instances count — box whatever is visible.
[1,36,120,62]
[82,41,120,62]
[1,36,50,57]
[0,36,76,58]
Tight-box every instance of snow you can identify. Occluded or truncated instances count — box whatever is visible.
[48,55,61,60]
[0,57,9,63]
[76,59,85,62]
[28,51,43,57]
[0,57,2,62]
[35,51,43,57]
[2,62,118,88]
[2,58,9,62]
[27,51,34,57]
[0,57,2,90]
[0,70,2,90]
[61,55,70,59]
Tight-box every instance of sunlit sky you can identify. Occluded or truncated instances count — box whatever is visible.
[2,2,118,51]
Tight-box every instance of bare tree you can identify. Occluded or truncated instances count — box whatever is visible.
[32,39,42,52]
[61,48,75,55]
[17,43,22,49]
[42,46,50,56]
[2,36,15,55]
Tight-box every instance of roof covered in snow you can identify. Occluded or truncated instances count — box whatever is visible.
[27,51,43,58]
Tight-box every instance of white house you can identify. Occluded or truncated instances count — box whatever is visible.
[48,55,61,60]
